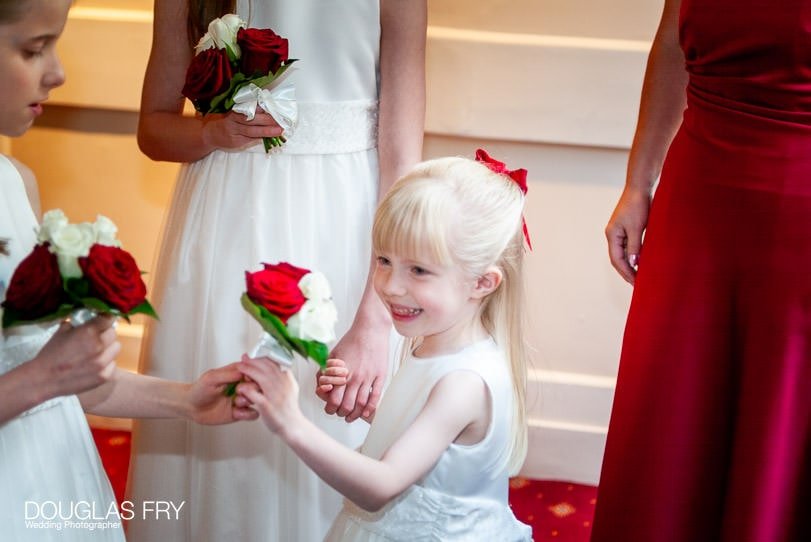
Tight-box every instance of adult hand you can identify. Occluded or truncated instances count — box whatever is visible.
[324,323,388,422]
[33,315,120,398]
[605,186,651,285]
[237,354,303,435]
[200,110,283,151]
[187,362,260,424]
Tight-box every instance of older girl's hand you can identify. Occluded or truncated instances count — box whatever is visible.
[200,110,283,151]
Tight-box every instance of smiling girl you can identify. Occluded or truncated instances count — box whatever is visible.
[238,152,533,541]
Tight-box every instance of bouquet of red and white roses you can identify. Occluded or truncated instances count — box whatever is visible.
[1,210,157,328]
[225,262,337,396]
[182,13,297,152]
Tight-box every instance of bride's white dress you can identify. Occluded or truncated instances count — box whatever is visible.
[0,156,124,541]
[128,1,380,540]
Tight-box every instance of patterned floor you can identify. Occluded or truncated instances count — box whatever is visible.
[92,428,597,541]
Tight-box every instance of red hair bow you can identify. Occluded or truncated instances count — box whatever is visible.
[474,149,532,250]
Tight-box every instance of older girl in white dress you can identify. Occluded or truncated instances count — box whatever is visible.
[127,1,425,540]
[0,3,256,540]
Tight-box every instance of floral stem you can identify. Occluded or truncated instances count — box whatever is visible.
[223,380,239,397]
[262,135,287,153]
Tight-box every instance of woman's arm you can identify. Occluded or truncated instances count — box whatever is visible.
[325,0,427,422]
[79,363,258,424]
[241,356,487,512]
[377,0,427,198]
[0,318,119,424]
[137,0,282,163]
[605,0,687,284]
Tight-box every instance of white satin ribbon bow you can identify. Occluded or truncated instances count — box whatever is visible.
[232,79,298,136]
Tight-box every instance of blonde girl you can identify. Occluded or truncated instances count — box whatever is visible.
[238,152,532,541]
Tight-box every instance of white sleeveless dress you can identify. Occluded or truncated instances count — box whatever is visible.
[325,339,533,542]
[0,156,125,541]
[128,2,379,540]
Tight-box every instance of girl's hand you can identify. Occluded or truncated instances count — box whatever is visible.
[237,354,303,435]
[187,362,259,424]
[200,110,283,151]
[315,358,349,401]
[34,316,120,398]
[325,323,387,422]
[605,185,651,285]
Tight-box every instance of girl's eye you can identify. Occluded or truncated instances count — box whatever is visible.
[24,49,44,58]
[376,256,391,266]
[411,266,429,276]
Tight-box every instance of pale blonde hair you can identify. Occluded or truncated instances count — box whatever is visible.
[372,156,529,474]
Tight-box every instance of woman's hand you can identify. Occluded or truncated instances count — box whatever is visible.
[324,323,387,422]
[605,185,651,285]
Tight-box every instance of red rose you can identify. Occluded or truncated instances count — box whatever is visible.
[79,245,147,313]
[474,148,528,194]
[181,47,234,111]
[245,262,308,323]
[237,27,288,76]
[2,243,64,320]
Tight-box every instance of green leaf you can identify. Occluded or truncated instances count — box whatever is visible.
[241,294,296,356]
[80,296,114,313]
[128,299,159,320]
[1,303,76,329]
[208,72,248,113]
[303,340,329,369]
[240,294,328,369]
[225,43,239,63]
[64,277,90,299]
[249,61,296,90]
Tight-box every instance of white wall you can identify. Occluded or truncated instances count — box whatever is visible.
[423,2,662,484]
[13,1,665,484]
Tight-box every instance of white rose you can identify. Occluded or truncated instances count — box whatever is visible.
[196,14,246,56]
[50,223,95,278]
[37,209,68,244]
[298,272,332,301]
[194,32,215,54]
[287,298,337,343]
[93,215,120,247]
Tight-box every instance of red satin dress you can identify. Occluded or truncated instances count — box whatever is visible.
[591,1,811,541]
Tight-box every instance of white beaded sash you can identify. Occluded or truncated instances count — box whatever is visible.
[244,99,379,155]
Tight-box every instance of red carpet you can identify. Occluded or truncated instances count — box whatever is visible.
[92,427,596,541]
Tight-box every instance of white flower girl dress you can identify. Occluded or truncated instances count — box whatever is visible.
[0,155,124,541]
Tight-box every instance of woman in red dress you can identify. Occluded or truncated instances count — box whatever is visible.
[593,0,811,540]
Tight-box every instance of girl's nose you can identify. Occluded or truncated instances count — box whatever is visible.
[43,53,66,90]
[381,271,406,297]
